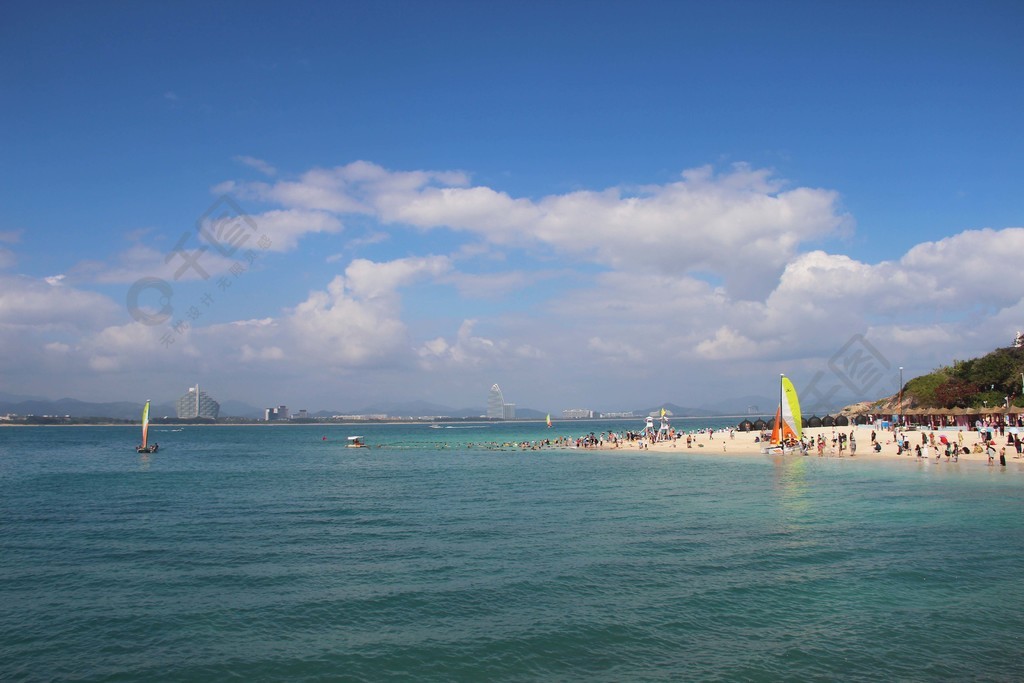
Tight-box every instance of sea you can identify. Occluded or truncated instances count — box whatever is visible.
[3,419,1024,681]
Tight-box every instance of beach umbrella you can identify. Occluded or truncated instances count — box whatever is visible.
[822,415,835,427]
[836,415,850,426]
[808,415,822,428]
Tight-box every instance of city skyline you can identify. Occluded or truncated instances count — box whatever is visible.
[2,3,1022,412]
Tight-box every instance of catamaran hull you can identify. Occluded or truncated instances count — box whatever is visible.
[761,445,804,455]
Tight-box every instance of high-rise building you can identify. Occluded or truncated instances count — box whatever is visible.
[264,405,290,421]
[487,384,516,420]
[487,384,505,419]
[176,384,220,419]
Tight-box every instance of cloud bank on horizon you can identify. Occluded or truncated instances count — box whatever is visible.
[2,159,1022,412]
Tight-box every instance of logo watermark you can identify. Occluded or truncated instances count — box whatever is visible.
[126,195,272,345]
[800,334,900,416]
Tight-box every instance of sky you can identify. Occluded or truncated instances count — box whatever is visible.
[1,1,1022,415]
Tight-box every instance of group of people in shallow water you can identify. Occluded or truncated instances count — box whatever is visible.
[458,425,735,452]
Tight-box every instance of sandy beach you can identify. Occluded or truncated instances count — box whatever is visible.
[610,424,1023,466]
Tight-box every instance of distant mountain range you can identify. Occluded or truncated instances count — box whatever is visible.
[0,392,851,421]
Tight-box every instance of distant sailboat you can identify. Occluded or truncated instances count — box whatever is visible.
[764,375,803,454]
[136,400,158,453]
[546,414,552,428]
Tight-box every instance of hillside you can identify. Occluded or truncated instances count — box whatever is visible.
[858,345,1024,413]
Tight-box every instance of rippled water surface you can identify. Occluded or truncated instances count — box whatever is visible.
[3,423,1024,681]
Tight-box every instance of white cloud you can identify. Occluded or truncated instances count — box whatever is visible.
[0,232,22,269]
[587,337,645,363]
[240,344,285,361]
[232,161,851,299]
[230,209,342,252]
[343,255,450,300]
[64,208,342,287]
[283,255,451,367]
[10,157,1024,411]
[443,269,558,299]
[416,319,546,370]
[234,155,277,176]
[695,326,759,360]
[0,274,120,329]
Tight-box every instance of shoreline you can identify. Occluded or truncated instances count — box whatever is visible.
[6,421,1023,469]
[606,424,1022,466]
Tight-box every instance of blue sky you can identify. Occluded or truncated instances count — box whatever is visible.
[1,1,1022,414]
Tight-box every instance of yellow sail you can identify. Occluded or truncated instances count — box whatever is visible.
[546,413,552,428]
[770,377,802,444]
[781,377,802,441]
[141,400,150,449]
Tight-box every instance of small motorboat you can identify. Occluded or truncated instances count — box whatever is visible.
[346,436,367,448]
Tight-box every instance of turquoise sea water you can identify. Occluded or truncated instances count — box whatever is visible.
[3,421,1024,681]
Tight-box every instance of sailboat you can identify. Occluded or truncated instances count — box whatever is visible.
[762,374,803,455]
[136,400,159,453]
[546,414,552,428]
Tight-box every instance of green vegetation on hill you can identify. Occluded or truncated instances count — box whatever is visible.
[904,346,1024,409]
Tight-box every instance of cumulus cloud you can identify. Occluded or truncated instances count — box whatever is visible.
[12,157,1024,410]
[231,160,852,299]
[0,274,120,330]
[283,255,451,367]
[219,209,342,252]
[417,319,544,370]
[63,207,342,287]
[694,326,759,360]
